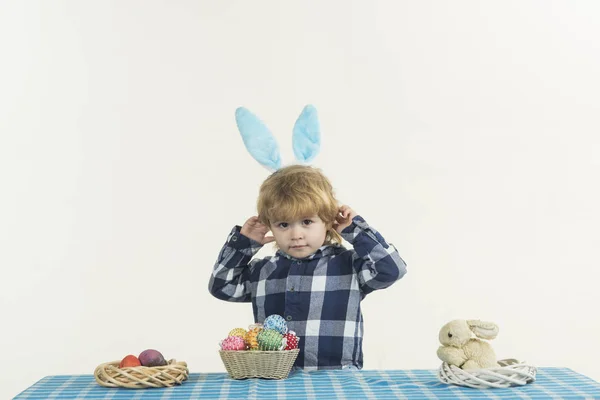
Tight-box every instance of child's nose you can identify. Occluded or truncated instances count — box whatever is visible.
[290,226,303,240]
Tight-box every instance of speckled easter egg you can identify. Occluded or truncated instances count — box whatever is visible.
[228,328,247,338]
[283,331,299,350]
[257,328,284,351]
[244,326,262,350]
[263,314,288,335]
[220,335,246,351]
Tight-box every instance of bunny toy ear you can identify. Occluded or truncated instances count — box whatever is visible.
[467,320,499,340]
[235,107,282,171]
[292,104,321,163]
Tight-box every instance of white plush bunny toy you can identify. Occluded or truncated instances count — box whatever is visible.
[437,319,500,369]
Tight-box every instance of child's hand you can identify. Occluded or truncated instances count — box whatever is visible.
[333,205,357,234]
[240,216,276,245]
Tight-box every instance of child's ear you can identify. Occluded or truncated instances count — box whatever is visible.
[325,225,335,238]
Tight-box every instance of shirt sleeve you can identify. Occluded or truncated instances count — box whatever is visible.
[208,225,264,302]
[340,215,407,295]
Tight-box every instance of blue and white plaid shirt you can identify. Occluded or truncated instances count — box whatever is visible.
[209,215,407,370]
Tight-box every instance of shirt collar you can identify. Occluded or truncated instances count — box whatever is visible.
[275,243,345,261]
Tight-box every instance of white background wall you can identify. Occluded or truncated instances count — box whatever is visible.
[2,1,599,398]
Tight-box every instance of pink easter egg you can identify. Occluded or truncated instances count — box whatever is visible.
[220,335,247,351]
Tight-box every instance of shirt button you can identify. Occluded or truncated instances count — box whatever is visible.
[232,235,238,242]
[296,261,301,265]
[290,287,295,292]
[286,316,292,321]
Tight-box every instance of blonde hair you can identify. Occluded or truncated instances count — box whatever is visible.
[257,165,343,245]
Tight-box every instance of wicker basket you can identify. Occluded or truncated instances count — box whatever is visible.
[219,349,300,379]
[438,358,536,389]
[94,359,189,389]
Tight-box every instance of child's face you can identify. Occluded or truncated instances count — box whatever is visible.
[269,215,328,259]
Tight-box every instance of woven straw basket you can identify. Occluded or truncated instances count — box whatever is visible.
[438,358,536,389]
[219,349,300,379]
[94,359,189,389]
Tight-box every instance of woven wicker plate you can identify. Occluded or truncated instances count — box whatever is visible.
[94,359,189,389]
[219,349,300,379]
[438,358,536,389]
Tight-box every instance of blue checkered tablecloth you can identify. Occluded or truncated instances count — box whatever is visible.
[14,368,600,399]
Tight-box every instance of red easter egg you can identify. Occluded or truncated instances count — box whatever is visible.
[283,332,299,350]
[119,354,141,368]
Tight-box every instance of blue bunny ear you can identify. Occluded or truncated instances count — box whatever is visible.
[235,107,282,171]
[292,104,321,163]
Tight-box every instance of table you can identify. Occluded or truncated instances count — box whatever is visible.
[14,368,600,399]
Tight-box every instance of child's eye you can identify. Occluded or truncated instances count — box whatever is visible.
[278,222,288,228]
[302,219,313,226]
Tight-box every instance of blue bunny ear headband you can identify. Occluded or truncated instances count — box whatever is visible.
[235,104,321,171]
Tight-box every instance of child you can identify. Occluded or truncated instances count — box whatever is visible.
[209,164,407,370]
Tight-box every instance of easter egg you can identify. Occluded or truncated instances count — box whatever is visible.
[283,331,299,350]
[244,326,262,350]
[263,314,288,335]
[228,328,247,338]
[119,355,141,368]
[138,349,167,367]
[220,335,246,351]
[257,328,284,351]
